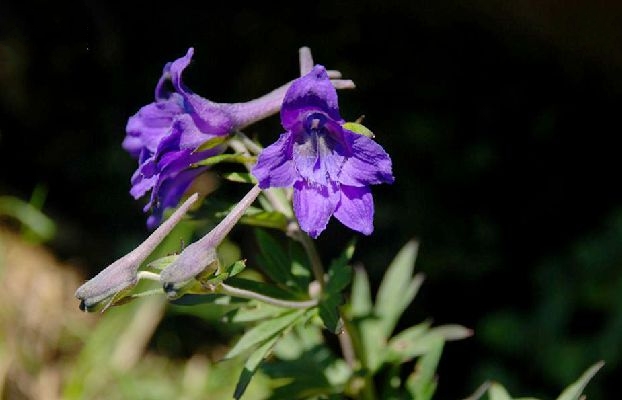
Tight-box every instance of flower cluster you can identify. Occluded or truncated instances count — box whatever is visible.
[124,47,392,238]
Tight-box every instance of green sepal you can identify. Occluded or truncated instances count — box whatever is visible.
[342,122,375,138]
[222,172,258,184]
[193,134,232,152]
[192,153,256,167]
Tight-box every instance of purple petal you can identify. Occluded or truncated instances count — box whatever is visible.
[293,180,338,238]
[339,130,394,186]
[182,94,234,136]
[156,48,194,98]
[146,167,205,229]
[291,117,349,186]
[252,132,297,188]
[130,170,158,200]
[281,65,342,130]
[124,96,184,155]
[334,185,374,235]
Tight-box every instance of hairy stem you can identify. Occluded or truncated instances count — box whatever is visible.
[219,283,318,309]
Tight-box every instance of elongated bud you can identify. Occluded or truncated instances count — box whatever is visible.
[160,185,262,297]
[75,193,199,312]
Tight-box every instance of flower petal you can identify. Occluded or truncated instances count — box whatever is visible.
[281,65,342,130]
[146,168,205,229]
[291,117,349,186]
[252,132,297,188]
[339,130,394,186]
[293,180,338,238]
[124,97,184,152]
[334,185,374,235]
[160,48,194,97]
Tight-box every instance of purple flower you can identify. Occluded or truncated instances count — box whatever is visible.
[123,48,234,228]
[252,65,394,238]
[124,48,356,229]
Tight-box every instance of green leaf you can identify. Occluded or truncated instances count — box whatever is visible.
[319,295,342,334]
[556,361,604,400]
[0,195,56,242]
[375,240,421,337]
[194,134,231,152]
[319,242,355,333]
[262,345,347,399]
[488,383,513,400]
[350,267,372,317]
[406,335,444,400]
[349,266,385,372]
[380,364,404,400]
[288,241,312,288]
[146,254,178,271]
[430,324,473,341]
[223,302,290,324]
[192,153,256,167]
[222,172,258,184]
[255,229,301,291]
[325,240,355,294]
[385,322,432,363]
[227,260,247,277]
[233,334,280,400]
[224,309,305,360]
[342,122,375,138]
[241,211,288,230]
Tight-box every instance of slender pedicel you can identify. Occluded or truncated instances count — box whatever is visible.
[75,193,199,311]
[160,185,262,296]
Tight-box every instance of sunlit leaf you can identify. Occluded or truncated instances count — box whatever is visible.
[556,361,604,400]
[224,309,305,360]
[430,324,473,341]
[262,345,346,399]
[488,383,513,400]
[375,240,421,337]
[351,267,372,317]
[0,195,56,242]
[385,321,432,363]
[405,335,444,400]
[241,211,288,230]
[223,302,289,324]
[233,334,280,399]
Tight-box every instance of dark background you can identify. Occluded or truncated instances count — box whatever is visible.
[2,1,622,398]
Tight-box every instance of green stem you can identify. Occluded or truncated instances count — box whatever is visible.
[219,283,318,309]
[298,232,326,289]
[343,318,377,400]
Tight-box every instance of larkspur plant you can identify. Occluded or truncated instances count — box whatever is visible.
[75,47,602,399]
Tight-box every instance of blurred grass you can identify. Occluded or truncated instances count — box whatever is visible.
[0,226,270,400]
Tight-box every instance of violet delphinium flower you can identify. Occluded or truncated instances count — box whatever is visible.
[123,48,234,228]
[252,65,394,238]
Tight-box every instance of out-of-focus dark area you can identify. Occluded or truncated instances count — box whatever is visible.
[2,0,622,398]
